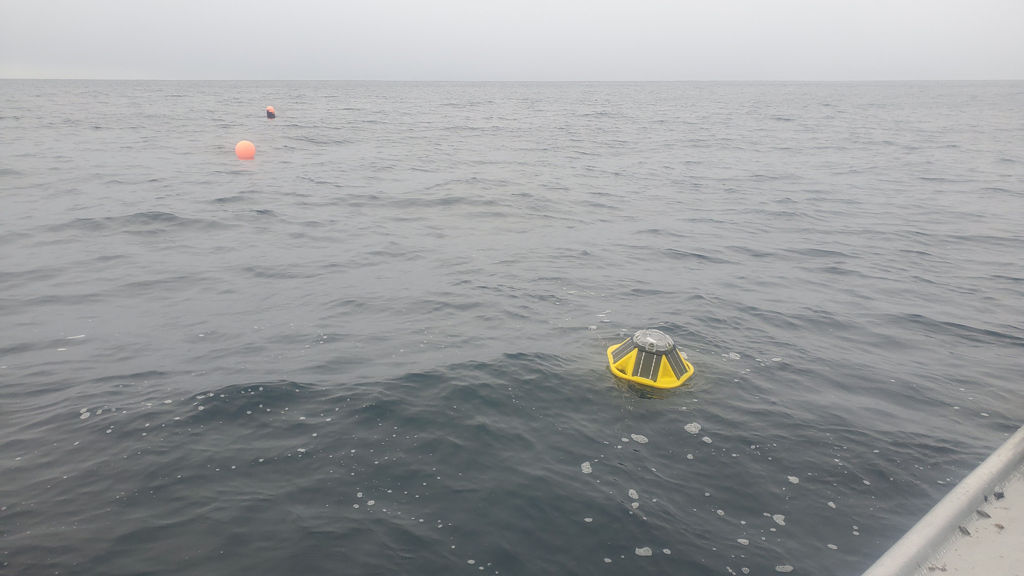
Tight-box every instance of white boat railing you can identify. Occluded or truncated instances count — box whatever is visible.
[860,424,1024,576]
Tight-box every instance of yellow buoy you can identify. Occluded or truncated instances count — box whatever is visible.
[607,329,694,389]
[235,140,255,159]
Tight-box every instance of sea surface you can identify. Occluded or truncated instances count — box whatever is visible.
[1,80,1022,575]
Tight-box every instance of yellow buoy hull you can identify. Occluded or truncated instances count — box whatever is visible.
[607,330,695,389]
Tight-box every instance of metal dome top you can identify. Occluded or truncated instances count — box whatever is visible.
[631,329,675,354]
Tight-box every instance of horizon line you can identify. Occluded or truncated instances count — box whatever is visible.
[2,77,1023,83]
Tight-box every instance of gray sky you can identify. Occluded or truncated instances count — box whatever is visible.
[2,0,1022,80]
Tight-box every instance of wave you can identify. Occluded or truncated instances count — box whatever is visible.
[49,211,230,235]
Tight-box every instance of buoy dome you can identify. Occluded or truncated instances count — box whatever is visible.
[607,329,694,389]
[632,329,675,353]
[235,140,255,159]
[266,106,276,119]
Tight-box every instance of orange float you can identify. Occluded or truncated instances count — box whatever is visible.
[235,140,255,160]
[266,106,276,119]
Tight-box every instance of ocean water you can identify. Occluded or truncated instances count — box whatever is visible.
[1,80,1022,575]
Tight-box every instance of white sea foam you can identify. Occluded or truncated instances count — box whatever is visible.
[630,434,648,444]
[684,422,701,435]
[580,461,592,474]
[634,547,652,556]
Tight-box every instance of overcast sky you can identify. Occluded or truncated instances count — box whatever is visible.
[2,0,1022,81]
